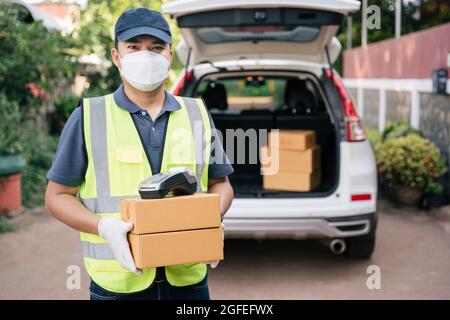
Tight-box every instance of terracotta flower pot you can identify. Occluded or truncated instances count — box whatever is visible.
[388,183,424,208]
[0,154,26,215]
[0,173,22,215]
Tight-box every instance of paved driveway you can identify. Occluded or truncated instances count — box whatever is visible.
[1,200,449,299]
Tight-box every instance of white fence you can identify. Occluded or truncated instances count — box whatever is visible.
[343,78,450,132]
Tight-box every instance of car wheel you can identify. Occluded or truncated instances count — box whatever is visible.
[344,221,377,259]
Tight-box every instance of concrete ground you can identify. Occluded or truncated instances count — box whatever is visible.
[1,200,450,300]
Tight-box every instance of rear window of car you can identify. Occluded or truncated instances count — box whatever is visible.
[195,76,289,111]
[196,26,321,44]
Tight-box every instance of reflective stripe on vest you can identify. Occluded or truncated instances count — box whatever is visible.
[78,93,211,293]
[181,97,208,191]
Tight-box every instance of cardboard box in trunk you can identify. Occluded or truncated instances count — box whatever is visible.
[128,227,223,269]
[262,170,321,192]
[120,193,223,269]
[260,145,321,173]
[269,130,316,151]
[121,193,221,235]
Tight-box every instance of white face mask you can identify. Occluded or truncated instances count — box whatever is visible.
[119,50,169,92]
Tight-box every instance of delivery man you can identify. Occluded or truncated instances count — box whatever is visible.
[45,8,234,300]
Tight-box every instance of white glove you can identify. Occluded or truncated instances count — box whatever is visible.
[208,223,224,269]
[98,218,141,275]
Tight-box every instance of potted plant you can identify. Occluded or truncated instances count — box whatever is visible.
[371,122,424,200]
[0,93,26,215]
[376,134,447,208]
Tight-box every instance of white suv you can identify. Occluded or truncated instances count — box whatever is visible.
[163,0,377,258]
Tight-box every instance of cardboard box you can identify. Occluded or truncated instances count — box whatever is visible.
[261,145,321,173]
[128,228,223,269]
[121,193,221,235]
[122,193,223,268]
[269,130,316,151]
[262,170,321,192]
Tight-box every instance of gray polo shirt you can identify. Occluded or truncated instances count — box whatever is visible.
[47,85,234,187]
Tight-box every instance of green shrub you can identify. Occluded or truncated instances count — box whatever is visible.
[48,95,80,135]
[0,93,24,155]
[0,2,77,207]
[21,121,58,208]
[0,94,56,207]
[0,2,77,112]
[376,134,447,192]
[0,216,15,233]
[382,121,422,142]
[54,95,80,121]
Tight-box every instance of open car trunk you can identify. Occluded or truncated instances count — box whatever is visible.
[163,0,358,198]
[193,72,340,198]
[163,0,360,66]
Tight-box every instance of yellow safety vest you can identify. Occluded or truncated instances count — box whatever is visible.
[78,93,211,293]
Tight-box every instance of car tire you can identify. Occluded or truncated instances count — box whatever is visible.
[344,219,377,259]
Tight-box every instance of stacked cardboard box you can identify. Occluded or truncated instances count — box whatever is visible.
[261,130,321,192]
[120,193,223,269]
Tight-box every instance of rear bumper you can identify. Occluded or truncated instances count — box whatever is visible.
[223,213,376,239]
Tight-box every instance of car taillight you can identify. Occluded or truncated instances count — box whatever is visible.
[326,69,366,142]
[171,70,192,96]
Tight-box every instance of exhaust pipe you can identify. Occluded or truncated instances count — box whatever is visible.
[329,239,346,255]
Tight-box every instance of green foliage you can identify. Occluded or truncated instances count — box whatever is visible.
[21,121,59,208]
[0,2,77,111]
[0,216,15,233]
[0,2,76,207]
[82,69,121,98]
[0,93,24,155]
[381,121,422,142]
[48,95,80,135]
[54,95,80,120]
[426,181,445,195]
[376,134,447,192]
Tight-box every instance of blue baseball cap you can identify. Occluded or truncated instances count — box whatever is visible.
[114,8,172,44]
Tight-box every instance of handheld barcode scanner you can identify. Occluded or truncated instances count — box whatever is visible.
[138,168,197,199]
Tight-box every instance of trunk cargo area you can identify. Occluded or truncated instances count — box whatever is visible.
[211,110,339,198]
[195,73,340,198]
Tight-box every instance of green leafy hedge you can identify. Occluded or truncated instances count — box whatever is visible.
[0,2,76,207]
[382,121,422,142]
[0,93,23,155]
[376,134,447,193]
[0,2,77,111]
[21,122,59,208]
